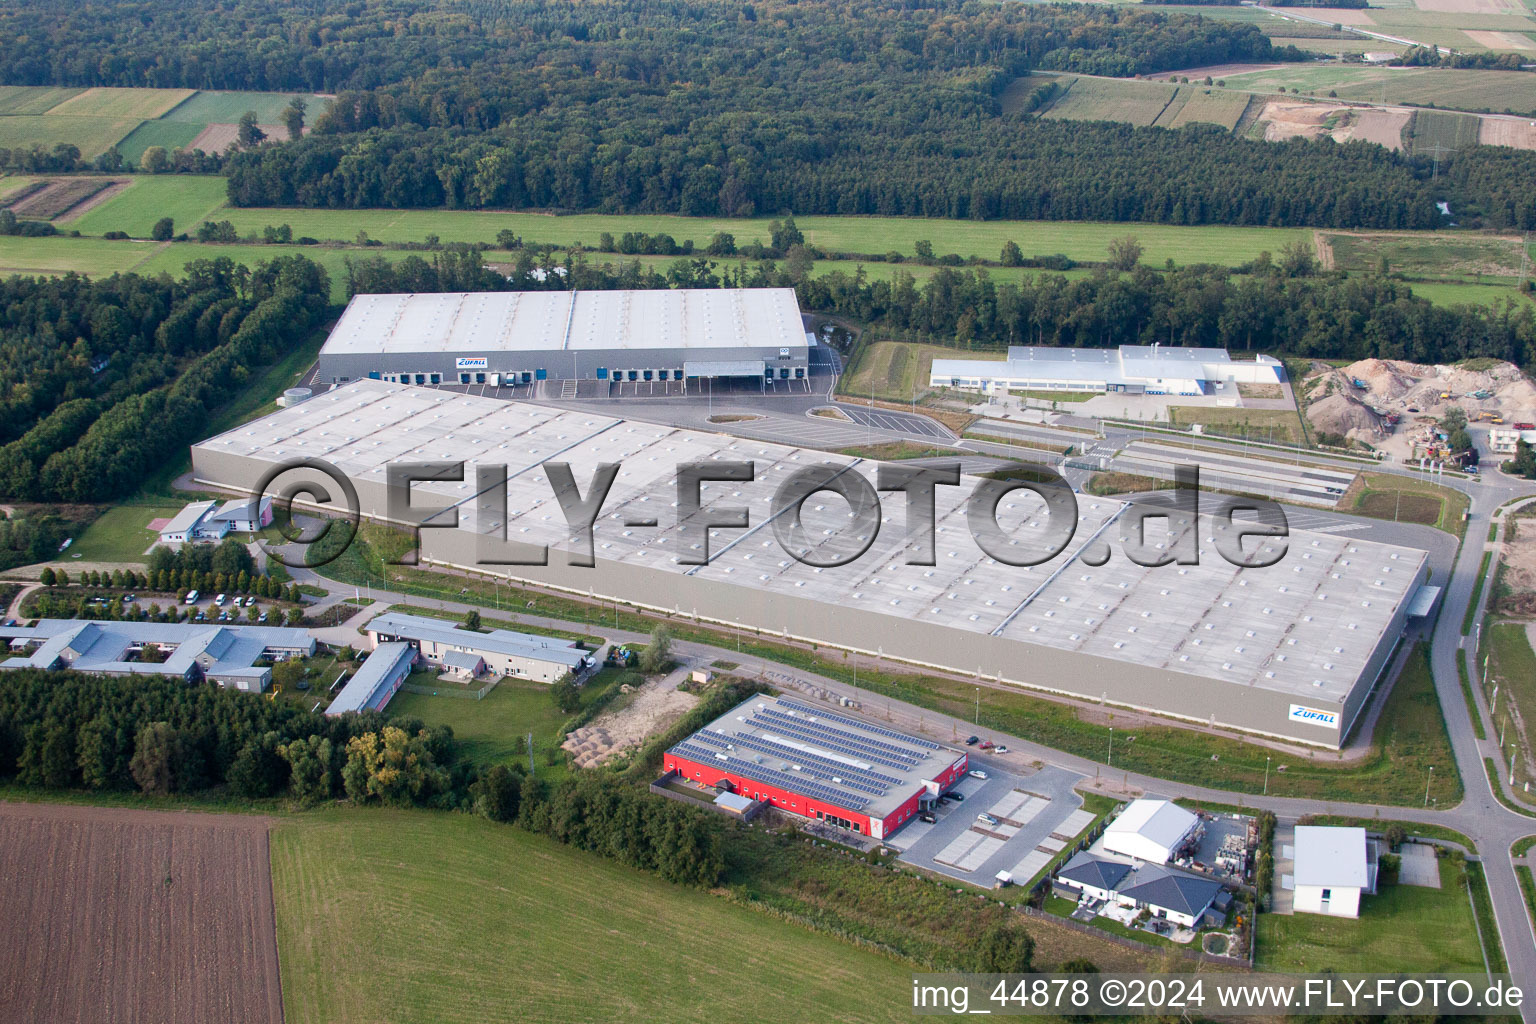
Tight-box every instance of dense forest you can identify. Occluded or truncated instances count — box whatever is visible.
[7,0,1534,228]
[345,248,1536,373]
[0,256,330,503]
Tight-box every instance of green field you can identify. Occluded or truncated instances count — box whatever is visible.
[67,174,230,237]
[0,235,159,275]
[1407,280,1535,308]
[45,87,195,120]
[1408,110,1484,158]
[1484,621,1536,801]
[1160,88,1253,130]
[160,90,326,124]
[1351,471,1469,535]
[1325,231,1531,282]
[1257,858,1487,972]
[60,502,185,563]
[1167,405,1305,445]
[388,670,625,773]
[842,340,1002,401]
[0,115,141,158]
[0,86,85,116]
[1217,65,1536,114]
[113,119,206,164]
[1043,76,1180,127]
[271,807,914,1024]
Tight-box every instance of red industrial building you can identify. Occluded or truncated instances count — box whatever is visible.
[663,695,969,839]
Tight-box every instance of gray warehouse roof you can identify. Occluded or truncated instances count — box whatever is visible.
[327,641,414,716]
[667,695,965,820]
[321,288,806,356]
[0,619,313,680]
[366,611,588,669]
[193,380,1427,711]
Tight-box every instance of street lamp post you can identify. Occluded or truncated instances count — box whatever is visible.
[1264,755,1271,796]
[974,686,979,725]
[1424,765,1434,808]
[1108,726,1114,768]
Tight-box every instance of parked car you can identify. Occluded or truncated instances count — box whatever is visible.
[965,735,979,746]
[977,813,999,826]
[184,590,199,604]
[941,791,964,803]
[994,745,1008,754]
[968,769,989,780]
[122,594,135,603]
[978,740,994,750]
[258,612,268,623]
[214,593,227,606]
[919,812,936,824]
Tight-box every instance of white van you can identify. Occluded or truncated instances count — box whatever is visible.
[184,590,199,604]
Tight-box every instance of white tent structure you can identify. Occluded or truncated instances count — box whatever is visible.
[1101,799,1198,864]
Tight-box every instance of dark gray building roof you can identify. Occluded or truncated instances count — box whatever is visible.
[1056,852,1132,891]
[1117,871,1223,917]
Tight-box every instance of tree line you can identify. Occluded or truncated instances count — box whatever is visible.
[0,255,331,502]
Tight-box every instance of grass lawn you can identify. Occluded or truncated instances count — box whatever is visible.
[1407,280,1535,309]
[0,235,159,276]
[1350,471,1468,536]
[55,502,183,563]
[270,806,914,1024]
[1041,76,1181,127]
[1257,858,1486,972]
[840,340,1002,401]
[387,668,625,774]
[1483,621,1536,803]
[1167,406,1305,445]
[68,175,231,239]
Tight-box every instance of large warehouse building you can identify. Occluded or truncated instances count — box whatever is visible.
[664,695,970,839]
[930,344,1283,397]
[190,379,1433,748]
[314,288,811,388]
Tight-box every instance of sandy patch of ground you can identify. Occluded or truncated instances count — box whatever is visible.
[1479,115,1536,149]
[563,679,699,768]
[1465,29,1536,49]
[1498,511,1536,614]
[1261,100,1355,142]
[188,123,287,154]
[1352,107,1412,150]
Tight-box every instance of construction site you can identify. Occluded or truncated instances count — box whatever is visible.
[1303,357,1536,460]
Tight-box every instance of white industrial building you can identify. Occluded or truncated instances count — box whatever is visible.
[189,379,1435,748]
[314,288,812,388]
[930,344,1283,397]
[1291,825,1376,918]
[364,611,593,683]
[158,500,230,544]
[1101,799,1200,864]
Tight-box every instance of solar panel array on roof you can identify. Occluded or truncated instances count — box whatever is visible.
[755,707,929,764]
[691,730,896,796]
[777,698,943,750]
[746,712,919,771]
[669,741,870,810]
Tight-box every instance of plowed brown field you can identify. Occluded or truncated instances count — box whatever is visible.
[0,801,282,1024]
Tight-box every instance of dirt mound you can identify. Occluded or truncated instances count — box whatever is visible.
[562,679,699,769]
[1308,392,1382,441]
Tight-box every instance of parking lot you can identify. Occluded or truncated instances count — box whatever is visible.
[889,764,1096,887]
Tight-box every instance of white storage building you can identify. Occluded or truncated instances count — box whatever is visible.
[930,344,1283,397]
[1101,799,1199,864]
[1291,825,1375,918]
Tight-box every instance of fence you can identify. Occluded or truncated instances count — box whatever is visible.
[400,676,501,701]
[1018,905,1249,968]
